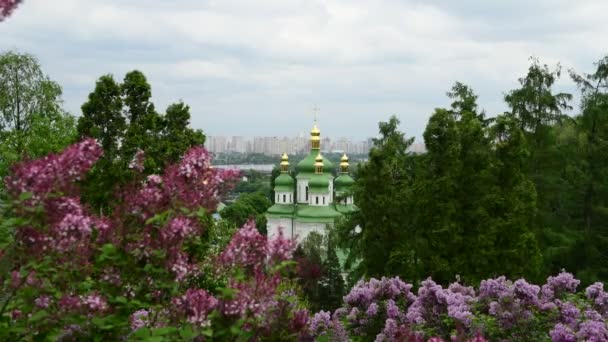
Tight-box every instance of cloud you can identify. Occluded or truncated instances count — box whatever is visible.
[1,0,607,139]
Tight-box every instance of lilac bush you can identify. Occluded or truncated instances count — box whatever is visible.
[1,139,608,341]
[317,273,608,342]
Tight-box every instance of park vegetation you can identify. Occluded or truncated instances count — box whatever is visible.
[1,49,608,340]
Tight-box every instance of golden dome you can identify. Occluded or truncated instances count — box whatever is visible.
[280,153,290,172]
[340,153,349,173]
[314,153,324,166]
[311,123,321,136]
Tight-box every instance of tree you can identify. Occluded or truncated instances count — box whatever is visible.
[490,114,542,280]
[0,51,63,154]
[0,0,22,21]
[338,116,416,279]
[0,112,77,177]
[318,233,345,312]
[0,51,76,181]
[77,71,205,210]
[220,192,271,233]
[565,55,608,284]
[504,58,574,279]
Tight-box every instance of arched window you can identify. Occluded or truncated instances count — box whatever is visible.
[306,186,309,201]
[316,196,319,205]
[283,194,286,202]
[323,197,325,205]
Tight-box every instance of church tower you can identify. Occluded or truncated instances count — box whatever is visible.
[266,120,357,242]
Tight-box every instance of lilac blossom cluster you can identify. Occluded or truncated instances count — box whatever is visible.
[316,273,608,341]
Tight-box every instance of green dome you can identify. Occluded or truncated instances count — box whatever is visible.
[334,174,354,191]
[296,152,334,173]
[274,174,294,186]
[309,174,329,193]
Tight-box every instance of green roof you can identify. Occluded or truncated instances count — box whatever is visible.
[335,203,358,214]
[274,185,294,193]
[274,173,294,186]
[309,174,330,193]
[296,150,334,174]
[335,174,355,191]
[295,204,341,222]
[266,203,295,218]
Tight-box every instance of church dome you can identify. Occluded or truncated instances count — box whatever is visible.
[275,173,294,186]
[308,174,329,193]
[296,154,333,173]
[334,174,355,190]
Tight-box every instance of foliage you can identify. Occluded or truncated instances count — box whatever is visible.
[77,71,205,211]
[0,51,75,180]
[220,191,271,233]
[294,230,346,314]
[345,83,541,285]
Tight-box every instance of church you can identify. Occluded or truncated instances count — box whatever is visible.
[266,122,357,242]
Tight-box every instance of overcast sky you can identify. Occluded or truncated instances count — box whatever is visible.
[2,0,607,140]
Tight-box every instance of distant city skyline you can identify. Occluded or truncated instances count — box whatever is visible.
[206,135,426,156]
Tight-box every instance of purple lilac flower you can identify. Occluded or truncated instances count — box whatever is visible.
[542,272,580,301]
[309,310,331,337]
[550,323,576,342]
[576,320,608,341]
[367,302,379,316]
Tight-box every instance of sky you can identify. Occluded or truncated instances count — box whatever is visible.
[2,0,607,140]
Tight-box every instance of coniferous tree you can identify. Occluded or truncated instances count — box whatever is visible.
[77,71,205,210]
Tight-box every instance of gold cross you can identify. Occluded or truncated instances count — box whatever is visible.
[312,105,320,123]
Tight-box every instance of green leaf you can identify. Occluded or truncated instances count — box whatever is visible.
[18,192,33,202]
[28,310,49,323]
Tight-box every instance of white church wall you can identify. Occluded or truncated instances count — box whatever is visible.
[267,218,293,240]
[297,178,309,203]
[294,221,332,243]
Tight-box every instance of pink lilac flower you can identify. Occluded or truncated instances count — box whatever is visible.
[82,294,108,312]
[219,219,267,271]
[58,295,82,312]
[172,289,218,326]
[129,149,145,173]
[5,138,102,199]
[289,309,309,333]
[130,309,150,330]
[267,227,296,262]
[161,216,199,246]
[34,295,51,309]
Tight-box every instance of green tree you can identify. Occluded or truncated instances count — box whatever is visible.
[564,55,608,283]
[77,71,205,210]
[505,58,574,278]
[220,192,272,233]
[0,113,77,177]
[318,233,345,312]
[0,51,64,153]
[338,116,416,279]
[0,51,76,180]
[490,114,542,280]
